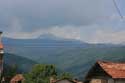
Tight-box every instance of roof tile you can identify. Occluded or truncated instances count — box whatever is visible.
[98,61,125,78]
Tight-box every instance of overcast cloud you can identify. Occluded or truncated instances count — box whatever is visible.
[0,0,125,44]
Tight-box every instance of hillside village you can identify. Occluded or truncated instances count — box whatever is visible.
[1,31,125,83]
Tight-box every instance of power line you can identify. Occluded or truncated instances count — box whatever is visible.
[112,0,123,19]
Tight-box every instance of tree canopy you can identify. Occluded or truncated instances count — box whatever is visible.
[24,64,57,83]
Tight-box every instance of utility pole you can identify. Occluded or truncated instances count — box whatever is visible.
[0,32,4,82]
[112,0,123,19]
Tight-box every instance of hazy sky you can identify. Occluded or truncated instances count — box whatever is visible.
[0,0,125,44]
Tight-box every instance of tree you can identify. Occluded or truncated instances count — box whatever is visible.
[4,64,19,83]
[24,64,57,83]
[59,72,73,79]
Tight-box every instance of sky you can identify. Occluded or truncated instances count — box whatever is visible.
[0,0,125,44]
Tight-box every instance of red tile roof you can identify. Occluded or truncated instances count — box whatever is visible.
[54,79,75,83]
[98,61,125,79]
[11,74,24,82]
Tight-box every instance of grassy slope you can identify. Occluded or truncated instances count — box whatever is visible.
[4,53,37,72]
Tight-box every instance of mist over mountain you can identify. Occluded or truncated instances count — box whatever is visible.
[3,35,125,78]
[3,34,89,47]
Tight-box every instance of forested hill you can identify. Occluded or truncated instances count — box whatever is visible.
[4,53,37,72]
[2,36,125,78]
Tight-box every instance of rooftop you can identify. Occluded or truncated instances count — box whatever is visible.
[11,74,24,82]
[98,61,125,79]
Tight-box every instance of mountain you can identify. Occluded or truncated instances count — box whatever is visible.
[4,53,37,72]
[3,35,89,47]
[38,33,63,40]
[2,35,125,78]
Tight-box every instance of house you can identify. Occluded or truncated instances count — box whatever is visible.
[84,61,125,83]
[73,79,83,83]
[50,76,83,83]
[10,74,25,83]
[53,79,76,83]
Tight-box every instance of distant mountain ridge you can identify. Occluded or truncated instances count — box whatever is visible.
[38,33,63,40]
[3,35,89,47]
[2,35,125,78]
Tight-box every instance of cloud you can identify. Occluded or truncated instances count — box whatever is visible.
[4,24,125,44]
[0,0,116,31]
[4,26,81,40]
[0,0,125,44]
[90,30,125,44]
